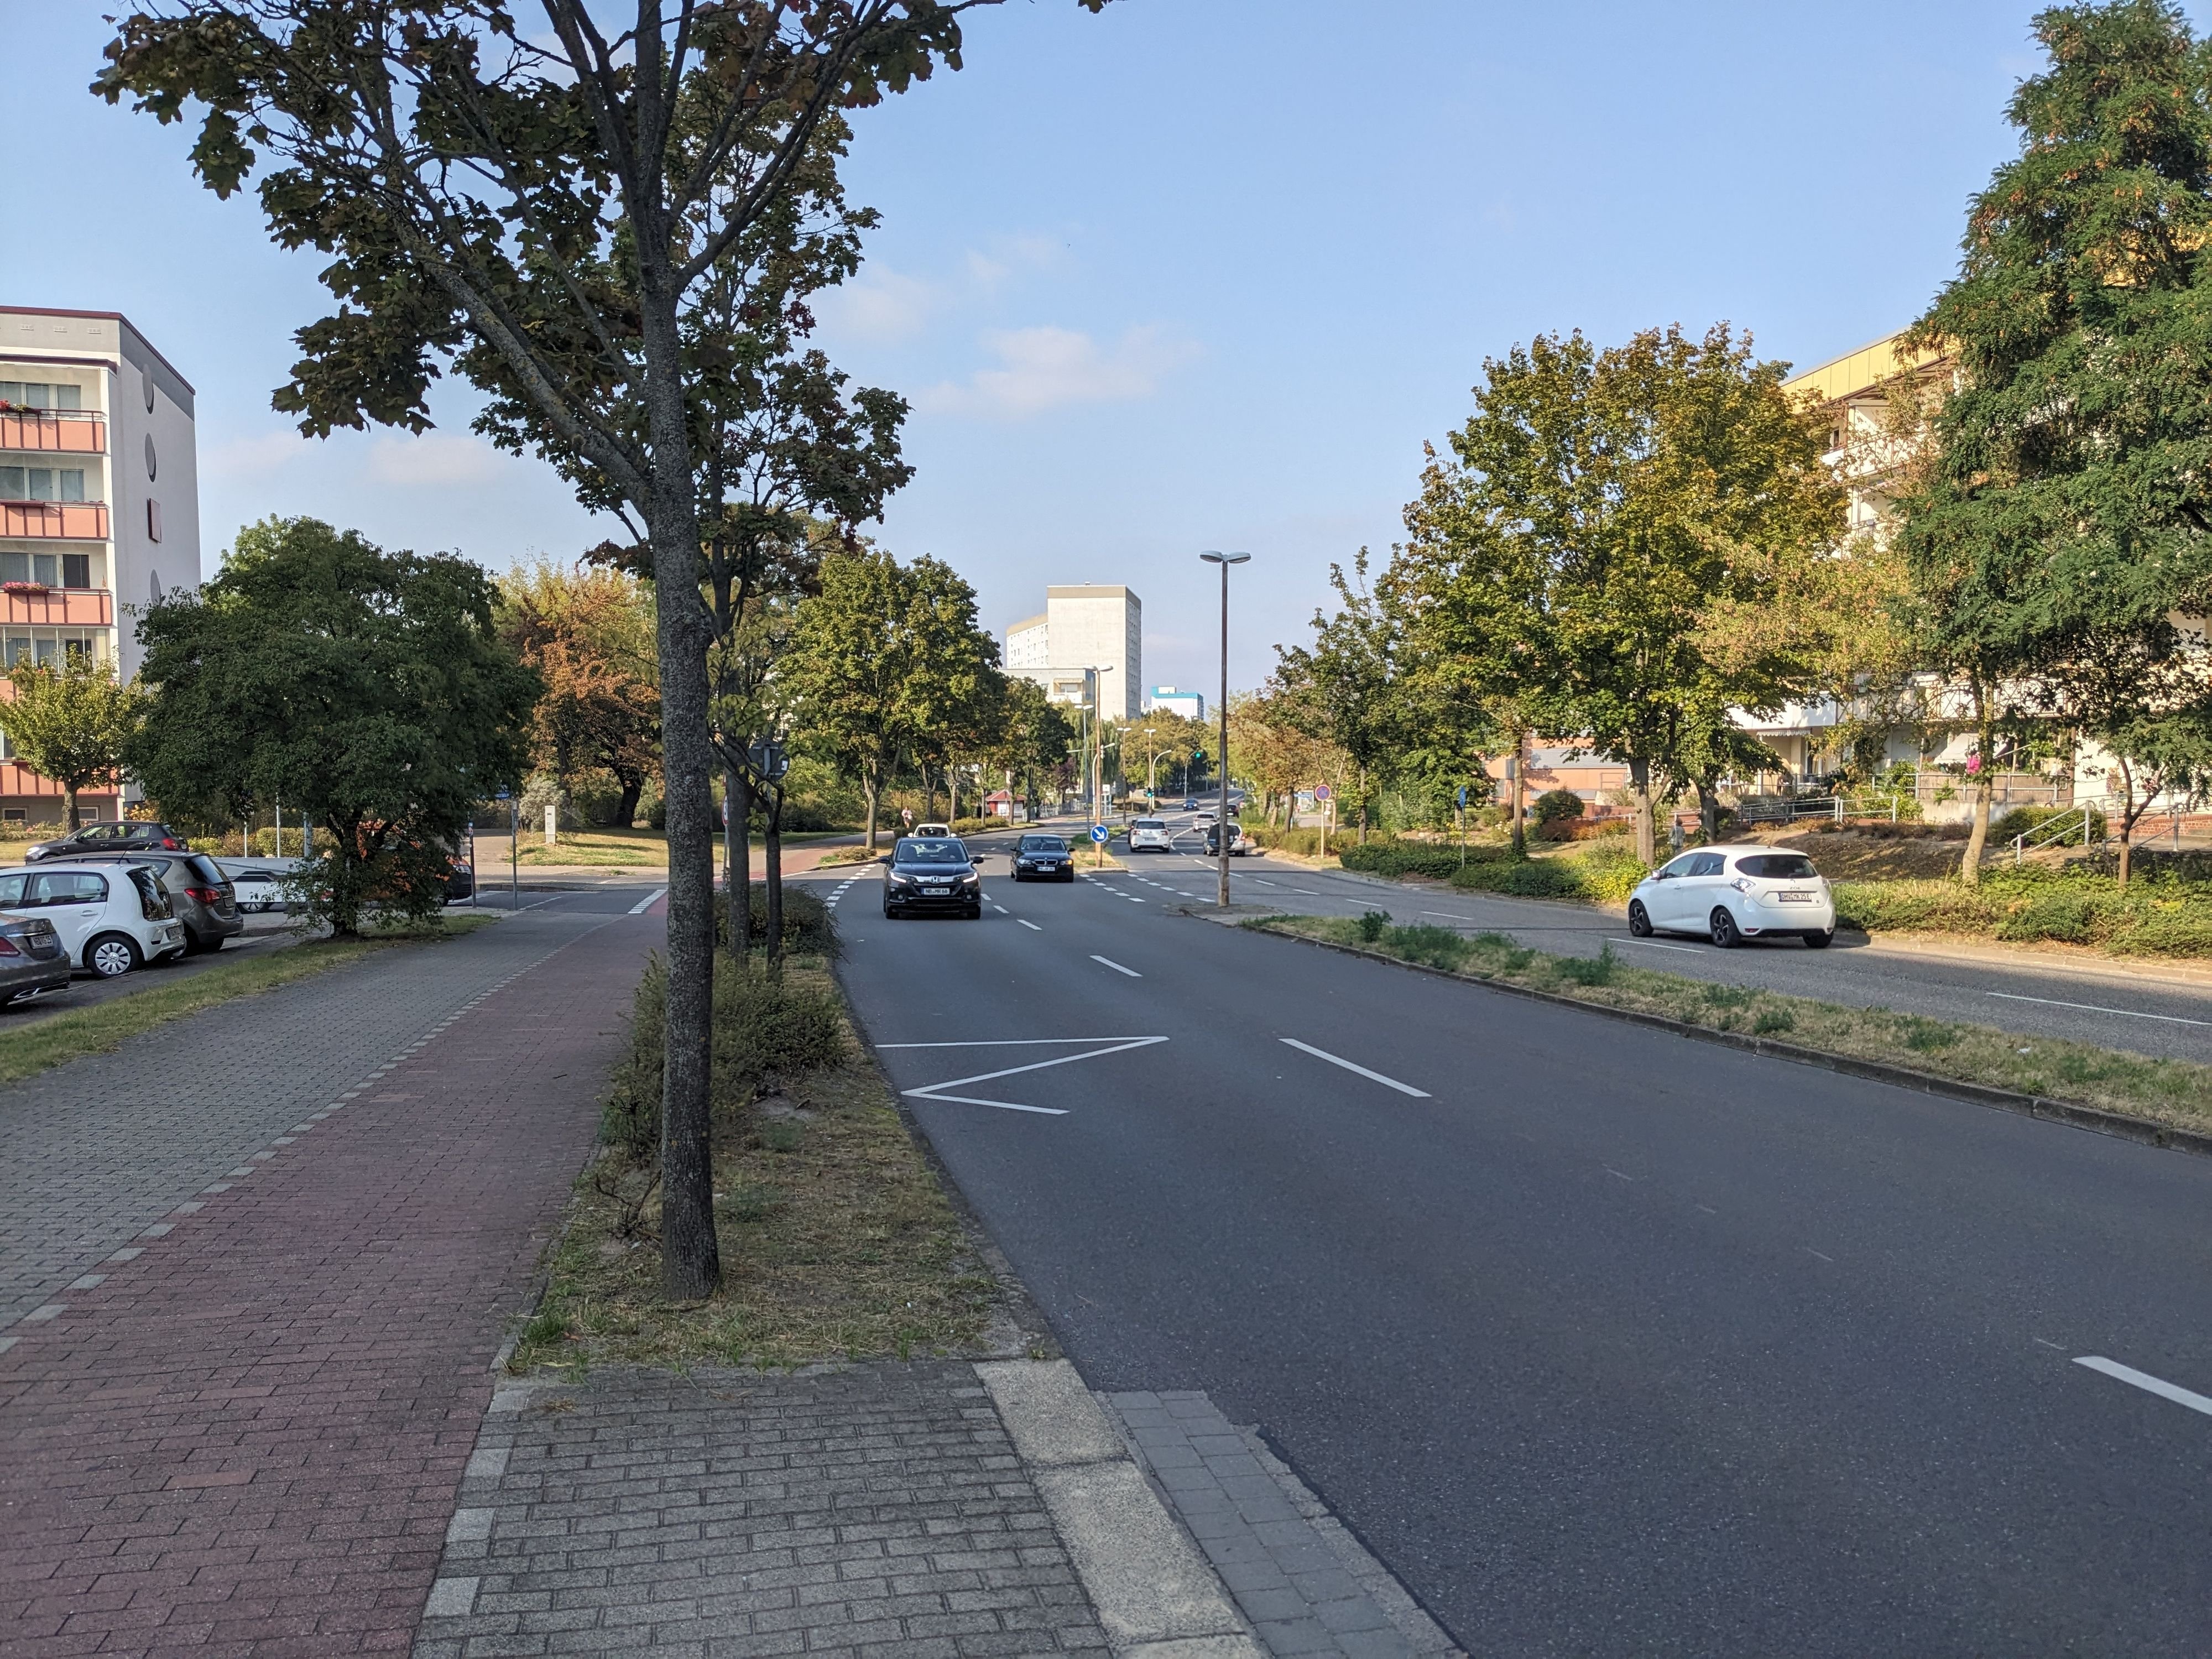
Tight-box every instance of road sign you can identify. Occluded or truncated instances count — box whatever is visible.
[1456,785,1467,810]
[1089,824,1109,844]
[494,788,511,801]
[1313,784,1332,801]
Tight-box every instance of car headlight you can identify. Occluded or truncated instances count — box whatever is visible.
[888,871,915,886]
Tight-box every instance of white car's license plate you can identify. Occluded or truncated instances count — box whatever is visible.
[1778,891,1814,903]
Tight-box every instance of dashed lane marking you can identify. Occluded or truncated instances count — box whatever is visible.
[2074,1355,2212,1419]
[1019,919,1043,932]
[1091,955,1142,978]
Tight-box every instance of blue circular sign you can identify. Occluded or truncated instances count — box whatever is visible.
[1089,824,1109,844]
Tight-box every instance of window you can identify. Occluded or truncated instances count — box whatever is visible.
[0,467,88,504]
[1735,854,1819,881]
[1657,854,1699,879]
[0,810,20,826]
[147,499,162,543]
[0,382,83,411]
[1686,852,1726,877]
[0,553,61,586]
[0,631,105,666]
[0,875,24,905]
[28,872,105,905]
[61,554,89,589]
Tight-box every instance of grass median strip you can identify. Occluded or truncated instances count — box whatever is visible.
[1254,912,2212,1140]
[509,955,997,1373]
[0,914,497,1088]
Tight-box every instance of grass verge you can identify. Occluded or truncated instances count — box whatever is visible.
[1256,913,2212,1139]
[507,957,998,1373]
[0,912,495,1088]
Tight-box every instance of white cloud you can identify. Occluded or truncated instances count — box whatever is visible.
[204,430,309,480]
[821,265,942,343]
[366,431,507,487]
[920,325,1199,418]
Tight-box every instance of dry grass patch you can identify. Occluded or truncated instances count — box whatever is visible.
[509,961,998,1373]
[1261,914,2212,1139]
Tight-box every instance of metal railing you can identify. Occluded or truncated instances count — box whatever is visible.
[2012,805,2098,863]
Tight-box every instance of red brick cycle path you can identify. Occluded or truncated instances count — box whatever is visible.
[0,912,655,1657]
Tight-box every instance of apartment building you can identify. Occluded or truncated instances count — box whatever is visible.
[1004,584,1143,722]
[0,306,201,825]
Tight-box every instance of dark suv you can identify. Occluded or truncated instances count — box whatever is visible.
[881,838,984,919]
[27,821,185,862]
[77,851,243,953]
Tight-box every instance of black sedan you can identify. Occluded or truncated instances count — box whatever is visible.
[882,837,984,919]
[1010,833,1074,883]
[27,820,185,862]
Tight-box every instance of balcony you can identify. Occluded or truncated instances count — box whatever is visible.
[0,411,105,454]
[0,588,111,628]
[0,502,107,541]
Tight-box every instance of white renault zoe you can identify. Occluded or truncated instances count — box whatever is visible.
[1626,845,1837,948]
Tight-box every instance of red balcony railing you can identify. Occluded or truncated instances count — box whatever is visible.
[0,503,107,540]
[0,760,117,802]
[0,411,105,454]
[0,588,112,627]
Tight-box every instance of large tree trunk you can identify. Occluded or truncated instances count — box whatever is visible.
[726,762,750,960]
[615,772,644,829]
[1509,731,1526,857]
[1960,687,1994,889]
[1697,779,1719,844]
[1630,756,1655,867]
[641,307,720,1303]
[765,781,785,966]
[863,764,881,853]
[64,785,79,832]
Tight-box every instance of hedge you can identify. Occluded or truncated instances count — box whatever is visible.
[1833,868,2212,955]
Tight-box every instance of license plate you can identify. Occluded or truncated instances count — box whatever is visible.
[924,886,948,896]
[1778,891,1814,903]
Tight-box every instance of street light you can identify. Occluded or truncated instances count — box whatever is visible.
[1198,551,1250,908]
[1081,665,1117,827]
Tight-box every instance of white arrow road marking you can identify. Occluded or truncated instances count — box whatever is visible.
[2075,1355,2212,1418]
[1279,1038,1431,1098]
[896,1036,1171,1115]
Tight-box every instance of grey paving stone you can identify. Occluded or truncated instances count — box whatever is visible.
[413,1362,1112,1657]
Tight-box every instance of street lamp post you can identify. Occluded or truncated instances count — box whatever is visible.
[1198,551,1250,908]
[1083,665,1117,829]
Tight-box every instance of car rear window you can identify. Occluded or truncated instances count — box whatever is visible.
[184,854,227,884]
[1019,837,1066,851]
[1134,820,1165,830]
[1735,854,1819,880]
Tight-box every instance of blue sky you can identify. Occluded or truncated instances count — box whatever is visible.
[4,0,2175,690]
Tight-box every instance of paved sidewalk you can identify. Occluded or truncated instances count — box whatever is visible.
[0,909,648,1656]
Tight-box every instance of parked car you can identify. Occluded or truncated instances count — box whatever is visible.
[0,863,186,977]
[882,837,983,919]
[224,865,289,914]
[0,912,74,1005]
[1128,817,1171,853]
[25,820,186,862]
[77,851,243,953]
[1202,821,1249,857]
[446,858,476,902]
[1011,834,1075,883]
[1627,845,1836,948]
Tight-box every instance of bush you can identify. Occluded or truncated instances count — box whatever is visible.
[602,953,850,1160]
[714,884,839,957]
[1358,910,1388,942]
[1990,804,2106,846]
[1338,838,1464,878]
[1245,825,1327,857]
[1531,789,1586,825]
[1444,839,1648,904]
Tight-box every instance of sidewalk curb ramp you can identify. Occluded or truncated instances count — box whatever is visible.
[976,1359,1264,1657]
[1214,914,2212,1162]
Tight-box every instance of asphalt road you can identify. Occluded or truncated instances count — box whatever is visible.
[1009,812,2212,1063]
[810,846,2212,1656]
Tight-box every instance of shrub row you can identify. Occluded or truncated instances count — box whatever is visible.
[1832,868,2212,955]
[713,885,839,956]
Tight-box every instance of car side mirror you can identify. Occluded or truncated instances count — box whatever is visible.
[1652,870,1672,881]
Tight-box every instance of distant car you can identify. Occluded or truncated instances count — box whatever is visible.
[912,822,953,839]
[227,867,288,914]
[883,837,983,918]
[1128,817,1171,853]
[446,858,475,902]
[1627,844,1836,948]
[26,820,185,862]
[76,850,243,953]
[1202,821,1249,857]
[1012,834,1074,883]
[1180,798,1199,812]
[0,863,186,977]
[0,912,73,1006]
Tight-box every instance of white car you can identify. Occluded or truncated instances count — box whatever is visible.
[0,862,187,977]
[1627,845,1835,948]
[912,822,953,838]
[1128,817,1171,852]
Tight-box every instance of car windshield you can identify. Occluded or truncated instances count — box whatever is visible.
[895,840,968,865]
[1019,837,1066,852]
[1735,853,1819,881]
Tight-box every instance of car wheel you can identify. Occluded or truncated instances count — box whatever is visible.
[179,928,204,956]
[1709,908,1740,949]
[1803,928,1835,950]
[86,933,143,978]
[1627,900,1653,937]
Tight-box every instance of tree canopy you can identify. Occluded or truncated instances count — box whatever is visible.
[3,659,149,831]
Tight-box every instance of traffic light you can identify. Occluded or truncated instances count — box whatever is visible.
[1192,748,1206,764]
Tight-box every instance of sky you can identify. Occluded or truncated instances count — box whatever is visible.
[7,0,2190,693]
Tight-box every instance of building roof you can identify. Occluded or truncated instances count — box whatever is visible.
[1783,329,1947,408]
[1046,585,1138,601]
[1007,613,1048,635]
[0,306,196,394]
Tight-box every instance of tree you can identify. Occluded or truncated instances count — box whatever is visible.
[133,518,536,935]
[496,560,659,826]
[1897,0,2212,886]
[1273,551,1413,843]
[3,659,149,830]
[992,677,1076,822]
[98,0,1100,1298]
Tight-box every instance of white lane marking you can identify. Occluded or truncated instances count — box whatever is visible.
[1018,919,1044,932]
[1987,990,2212,1027]
[2034,1337,2065,1350]
[899,1035,1171,1115]
[1615,936,1701,952]
[1250,878,1281,887]
[1091,955,1142,978]
[992,904,1010,915]
[1279,1037,1431,1098]
[628,888,668,915]
[1603,1167,1635,1182]
[2074,1355,2212,1418]
[1289,889,1320,896]
[1804,1248,1834,1263]
[880,1037,1154,1048]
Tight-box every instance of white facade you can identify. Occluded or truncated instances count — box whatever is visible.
[1002,585,1142,722]
[0,306,201,821]
[1145,686,1203,721]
